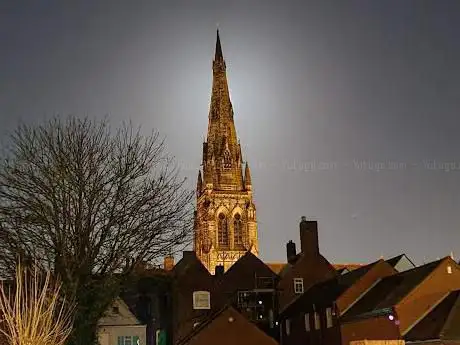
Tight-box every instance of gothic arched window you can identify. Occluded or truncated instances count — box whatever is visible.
[218,213,229,247]
[234,214,243,248]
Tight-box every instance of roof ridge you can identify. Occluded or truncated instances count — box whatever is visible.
[439,290,460,338]
[176,305,232,345]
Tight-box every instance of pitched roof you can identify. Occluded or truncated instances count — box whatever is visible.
[342,259,443,321]
[333,263,366,271]
[265,262,365,276]
[386,254,417,272]
[222,251,277,280]
[98,297,143,326]
[281,260,380,316]
[173,251,210,277]
[177,306,278,345]
[405,290,460,341]
[266,262,286,275]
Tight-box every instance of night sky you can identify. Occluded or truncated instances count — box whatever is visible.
[2,1,460,265]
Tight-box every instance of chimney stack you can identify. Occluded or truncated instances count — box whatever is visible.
[300,216,319,257]
[163,255,175,271]
[182,250,196,262]
[215,265,224,276]
[286,240,297,264]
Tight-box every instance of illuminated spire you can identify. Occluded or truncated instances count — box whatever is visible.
[215,29,223,60]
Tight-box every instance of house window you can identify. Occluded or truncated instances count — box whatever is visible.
[237,291,252,308]
[305,313,310,331]
[193,291,211,310]
[234,214,243,247]
[293,278,304,294]
[447,266,452,274]
[326,307,333,328]
[118,336,140,345]
[314,312,320,330]
[218,213,229,247]
[285,319,291,335]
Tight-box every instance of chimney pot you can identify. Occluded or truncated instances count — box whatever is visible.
[215,265,224,276]
[164,255,175,271]
[286,240,297,264]
[300,218,319,257]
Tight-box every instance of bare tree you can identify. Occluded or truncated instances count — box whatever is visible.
[0,262,74,345]
[0,116,194,345]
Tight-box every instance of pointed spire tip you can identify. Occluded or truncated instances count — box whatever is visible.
[215,29,223,60]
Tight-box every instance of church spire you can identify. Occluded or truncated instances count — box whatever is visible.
[194,31,259,273]
[204,30,242,191]
[215,29,223,60]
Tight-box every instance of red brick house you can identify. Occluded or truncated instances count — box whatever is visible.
[277,217,337,310]
[279,258,397,345]
[404,289,460,345]
[172,250,280,344]
[176,306,279,345]
[341,256,460,345]
[172,251,217,345]
[214,251,280,339]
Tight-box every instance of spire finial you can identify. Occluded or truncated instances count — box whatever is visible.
[215,28,223,60]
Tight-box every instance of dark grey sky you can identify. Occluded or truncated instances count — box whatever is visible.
[1,1,460,265]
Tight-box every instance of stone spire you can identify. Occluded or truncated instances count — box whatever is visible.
[194,31,259,273]
[203,30,243,191]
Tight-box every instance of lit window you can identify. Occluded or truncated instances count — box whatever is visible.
[118,336,140,345]
[447,266,452,274]
[285,319,291,335]
[294,278,304,294]
[314,312,320,330]
[305,313,310,331]
[193,291,211,310]
[326,307,333,328]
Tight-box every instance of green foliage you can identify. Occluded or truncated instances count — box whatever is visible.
[66,275,122,345]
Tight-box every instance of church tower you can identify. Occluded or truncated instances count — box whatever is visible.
[194,30,258,273]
